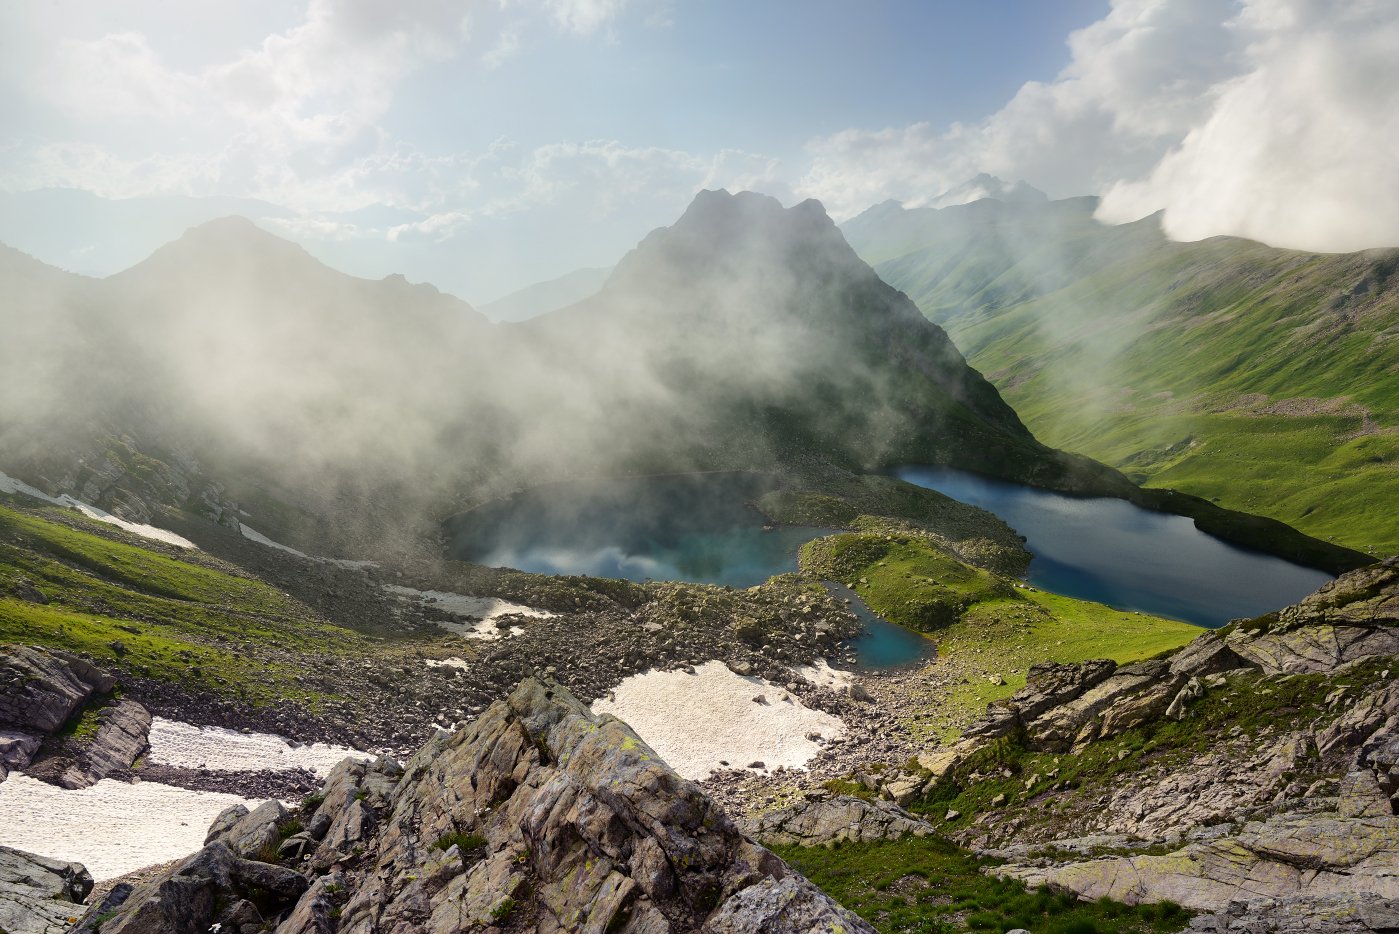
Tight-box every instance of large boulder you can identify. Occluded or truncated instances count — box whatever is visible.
[755,795,935,847]
[0,844,93,934]
[82,678,872,934]
[89,841,307,934]
[0,644,112,734]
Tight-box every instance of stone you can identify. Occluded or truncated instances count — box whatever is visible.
[1337,769,1393,819]
[756,796,935,846]
[0,844,93,934]
[88,842,307,934]
[55,698,152,788]
[89,678,870,934]
[1169,631,1250,679]
[0,644,112,734]
[208,799,289,859]
[1164,676,1206,720]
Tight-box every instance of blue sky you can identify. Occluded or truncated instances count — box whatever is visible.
[2,0,1396,303]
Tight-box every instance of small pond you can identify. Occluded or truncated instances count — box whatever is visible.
[823,582,935,669]
[894,466,1333,628]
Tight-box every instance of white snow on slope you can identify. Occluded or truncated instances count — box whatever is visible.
[239,523,309,558]
[0,773,258,880]
[425,657,470,671]
[0,469,196,549]
[793,659,855,692]
[591,660,845,780]
[384,585,555,639]
[147,718,366,777]
[238,523,377,569]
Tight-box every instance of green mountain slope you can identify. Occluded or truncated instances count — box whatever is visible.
[844,196,1399,557]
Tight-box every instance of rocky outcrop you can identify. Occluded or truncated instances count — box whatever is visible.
[0,644,112,733]
[754,794,935,846]
[92,841,308,934]
[0,844,92,934]
[954,558,1399,931]
[52,698,152,789]
[0,644,123,781]
[1005,801,1399,913]
[79,677,872,933]
[1184,894,1399,933]
[1225,556,1399,674]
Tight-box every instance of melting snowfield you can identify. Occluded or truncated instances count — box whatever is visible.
[591,660,845,780]
[238,524,377,569]
[793,659,856,692]
[0,774,258,880]
[147,718,365,777]
[384,585,556,639]
[0,469,197,549]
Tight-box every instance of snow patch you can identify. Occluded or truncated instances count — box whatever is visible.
[384,585,555,640]
[0,469,197,549]
[793,659,855,692]
[147,717,366,777]
[237,524,376,569]
[0,773,259,880]
[238,524,310,558]
[591,660,845,780]
[425,657,470,671]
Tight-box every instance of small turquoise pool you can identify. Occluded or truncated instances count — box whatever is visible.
[824,582,935,669]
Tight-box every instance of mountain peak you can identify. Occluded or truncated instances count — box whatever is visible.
[928,174,1049,209]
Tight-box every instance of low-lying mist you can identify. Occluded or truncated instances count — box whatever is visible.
[0,190,1053,554]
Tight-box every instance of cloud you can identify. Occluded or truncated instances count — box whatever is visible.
[798,0,1242,220]
[798,0,1399,254]
[544,0,632,36]
[4,0,643,213]
[1097,0,1399,251]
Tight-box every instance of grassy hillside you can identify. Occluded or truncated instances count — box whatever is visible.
[0,496,370,706]
[799,528,1200,736]
[845,199,1399,557]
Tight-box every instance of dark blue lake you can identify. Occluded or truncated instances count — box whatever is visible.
[894,466,1333,628]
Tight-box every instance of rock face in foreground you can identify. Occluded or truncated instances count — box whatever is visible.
[0,643,150,786]
[914,557,1399,932]
[0,844,92,934]
[81,677,872,933]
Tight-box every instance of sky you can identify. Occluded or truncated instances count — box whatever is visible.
[2,0,1398,304]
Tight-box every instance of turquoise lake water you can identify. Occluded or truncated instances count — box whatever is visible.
[448,473,829,590]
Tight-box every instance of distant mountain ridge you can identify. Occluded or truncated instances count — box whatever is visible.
[0,190,1127,557]
[481,265,612,321]
[842,194,1399,556]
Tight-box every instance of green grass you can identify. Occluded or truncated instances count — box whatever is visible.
[852,203,1399,557]
[798,530,1199,735]
[914,657,1387,836]
[0,501,367,704]
[800,531,1015,632]
[775,836,1189,934]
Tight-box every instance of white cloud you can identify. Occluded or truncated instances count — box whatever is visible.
[544,0,631,35]
[1098,0,1399,251]
[4,0,643,213]
[483,22,524,68]
[799,0,1241,220]
[801,0,1399,252]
